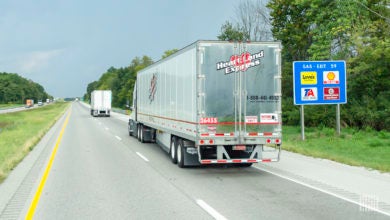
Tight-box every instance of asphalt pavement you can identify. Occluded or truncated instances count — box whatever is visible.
[0,102,389,219]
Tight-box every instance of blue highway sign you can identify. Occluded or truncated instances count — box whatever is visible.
[293,61,347,105]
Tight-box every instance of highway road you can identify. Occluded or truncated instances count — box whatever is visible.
[0,102,388,219]
[0,103,50,114]
[0,106,30,114]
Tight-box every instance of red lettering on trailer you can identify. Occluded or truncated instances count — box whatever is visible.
[200,117,218,124]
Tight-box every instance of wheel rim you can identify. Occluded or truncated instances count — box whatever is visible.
[170,141,175,159]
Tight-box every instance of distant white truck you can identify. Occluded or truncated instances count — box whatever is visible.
[90,90,112,117]
[129,40,282,167]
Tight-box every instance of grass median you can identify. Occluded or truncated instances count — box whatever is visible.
[0,102,70,183]
[0,104,23,109]
[283,126,390,172]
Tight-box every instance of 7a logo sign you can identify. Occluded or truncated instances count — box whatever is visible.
[301,87,318,101]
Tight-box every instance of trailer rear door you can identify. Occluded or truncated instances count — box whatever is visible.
[198,42,282,142]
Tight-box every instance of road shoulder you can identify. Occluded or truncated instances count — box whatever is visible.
[0,109,70,219]
[256,150,390,215]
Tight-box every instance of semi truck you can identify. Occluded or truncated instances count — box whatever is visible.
[90,90,112,117]
[25,99,34,108]
[128,40,282,167]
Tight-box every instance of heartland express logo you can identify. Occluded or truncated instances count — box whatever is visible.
[149,73,157,103]
[216,50,264,74]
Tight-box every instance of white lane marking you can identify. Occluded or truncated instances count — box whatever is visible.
[115,135,122,141]
[136,152,149,162]
[105,127,109,130]
[253,166,390,217]
[196,199,227,220]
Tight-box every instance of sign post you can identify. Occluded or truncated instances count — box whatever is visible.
[301,105,305,140]
[336,104,341,135]
[293,61,347,140]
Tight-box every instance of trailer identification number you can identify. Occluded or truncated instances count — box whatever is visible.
[200,117,218,124]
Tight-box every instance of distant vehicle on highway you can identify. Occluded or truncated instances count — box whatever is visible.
[25,99,34,108]
[38,100,43,106]
[90,90,111,117]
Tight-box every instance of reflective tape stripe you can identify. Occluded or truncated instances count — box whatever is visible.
[200,159,277,164]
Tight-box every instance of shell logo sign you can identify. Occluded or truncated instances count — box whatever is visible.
[323,71,339,84]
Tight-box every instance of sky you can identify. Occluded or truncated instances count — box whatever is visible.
[0,0,240,98]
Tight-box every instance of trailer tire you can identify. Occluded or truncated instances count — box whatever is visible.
[170,137,177,164]
[128,124,133,136]
[137,125,141,141]
[139,125,145,143]
[177,139,185,168]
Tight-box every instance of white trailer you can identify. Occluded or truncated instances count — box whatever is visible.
[91,90,112,117]
[129,40,282,167]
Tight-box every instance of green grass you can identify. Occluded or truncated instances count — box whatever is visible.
[283,126,390,172]
[0,103,23,109]
[0,102,70,183]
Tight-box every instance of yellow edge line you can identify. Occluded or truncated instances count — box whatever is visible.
[25,109,72,220]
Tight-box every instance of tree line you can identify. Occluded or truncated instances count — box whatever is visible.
[86,0,389,131]
[218,0,389,131]
[0,72,52,104]
[84,56,153,108]
[84,50,178,108]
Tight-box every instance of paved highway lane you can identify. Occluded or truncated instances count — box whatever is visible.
[3,102,387,219]
[32,103,211,219]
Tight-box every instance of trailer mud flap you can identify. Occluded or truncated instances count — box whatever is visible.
[182,140,200,166]
[183,147,200,166]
